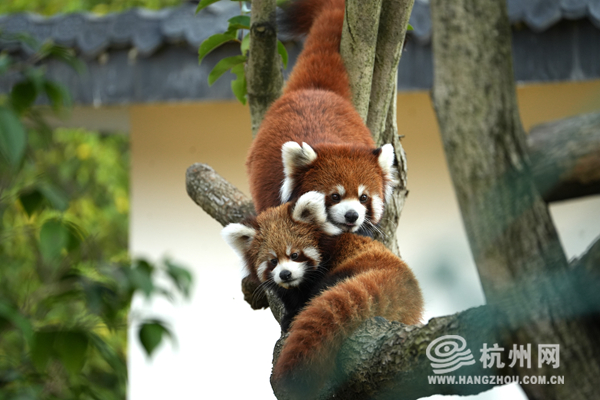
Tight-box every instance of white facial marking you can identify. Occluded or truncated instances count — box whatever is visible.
[303,247,321,264]
[335,185,346,196]
[286,245,292,256]
[273,260,306,288]
[257,261,268,282]
[280,142,318,203]
[329,199,366,233]
[358,184,367,196]
[221,223,256,258]
[269,250,277,258]
[378,144,399,202]
[280,179,294,204]
[371,194,384,224]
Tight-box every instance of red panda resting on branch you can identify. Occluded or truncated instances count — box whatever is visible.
[247,0,398,236]
[221,192,423,397]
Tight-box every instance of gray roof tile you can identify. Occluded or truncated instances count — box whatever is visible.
[1,0,599,57]
[561,0,589,19]
[76,15,114,57]
[525,0,562,32]
[589,0,600,27]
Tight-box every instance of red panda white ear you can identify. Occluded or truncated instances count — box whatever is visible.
[292,192,343,236]
[280,142,317,203]
[377,143,399,202]
[221,223,256,258]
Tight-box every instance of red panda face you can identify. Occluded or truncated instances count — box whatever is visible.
[222,192,331,289]
[280,142,397,233]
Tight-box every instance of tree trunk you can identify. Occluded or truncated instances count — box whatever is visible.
[247,0,283,137]
[430,0,600,398]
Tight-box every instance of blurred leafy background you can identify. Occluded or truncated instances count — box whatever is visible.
[0,5,192,397]
[0,0,185,16]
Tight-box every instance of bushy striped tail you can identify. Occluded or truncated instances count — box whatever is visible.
[271,265,423,397]
[280,0,351,100]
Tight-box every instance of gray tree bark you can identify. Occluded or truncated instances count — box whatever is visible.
[247,0,283,137]
[528,111,600,203]
[340,0,383,122]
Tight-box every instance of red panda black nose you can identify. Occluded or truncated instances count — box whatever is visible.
[345,210,359,223]
[280,270,293,281]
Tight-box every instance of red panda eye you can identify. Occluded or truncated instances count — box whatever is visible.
[360,194,368,203]
[331,194,341,202]
[291,253,298,260]
[270,258,278,266]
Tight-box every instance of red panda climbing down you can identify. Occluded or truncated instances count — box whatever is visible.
[246,0,398,235]
[221,192,423,393]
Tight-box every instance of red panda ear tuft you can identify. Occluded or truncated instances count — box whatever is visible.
[376,143,399,202]
[221,223,256,258]
[280,142,317,203]
[292,192,343,236]
[292,191,327,225]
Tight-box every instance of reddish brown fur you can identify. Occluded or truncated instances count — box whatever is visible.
[272,234,424,390]
[240,205,323,284]
[247,0,390,214]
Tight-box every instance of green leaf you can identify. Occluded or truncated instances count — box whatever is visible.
[39,183,69,211]
[0,53,11,75]
[10,80,38,114]
[230,63,247,105]
[407,23,414,31]
[30,331,56,370]
[87,332,126,381]
[44,81,72,112]
[277,40,288,69]
[63,220,85,252]
[241,33,250,56]
[165,260,193,298]
[0,301,33,343]
[228,15,251,30]
[208,55,246,86]
[138,321,170,357]
[55,331,89,375]
[127,260,155,297]
[19,189,45,217]
[0,105,27,169]
[39,219,70,261]
[47,45,85,73]
[195,0,221,13]
[198,33,236,65]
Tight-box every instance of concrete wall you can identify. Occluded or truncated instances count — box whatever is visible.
[127,80,600,400]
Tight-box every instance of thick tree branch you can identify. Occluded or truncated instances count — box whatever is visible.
[185,163,255,226]
[431,0,600,398]
[365,0,414,256]
[528,111,600,203]
[247,0,284,137]
[340,0,382,122]
[372,90,409,256]
[367,0,415,144]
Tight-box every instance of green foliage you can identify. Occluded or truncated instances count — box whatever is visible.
[197,0,289,105]
[0,0,185,16]
[0,33,192,399]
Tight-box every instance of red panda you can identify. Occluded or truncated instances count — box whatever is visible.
[221,192,334,332]
[221,192,423,396]
[246,0,398,236]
